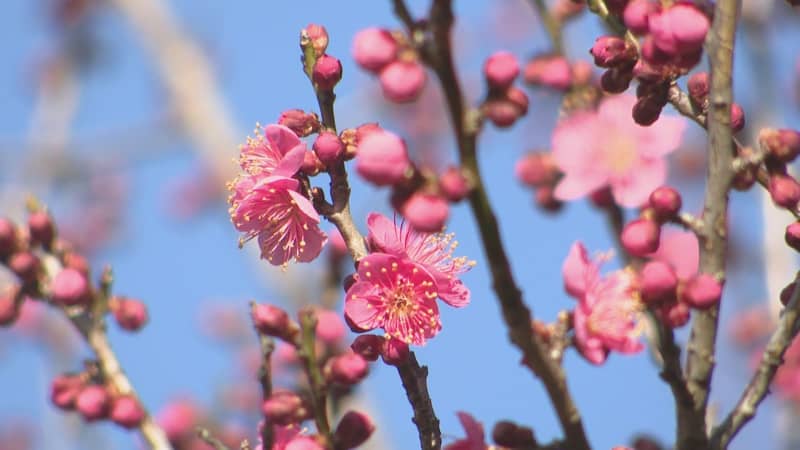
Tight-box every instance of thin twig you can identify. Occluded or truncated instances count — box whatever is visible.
[526,0,564,54]
[710,273,800,449]
[296,309,334,447]
[196,427,232,450]
[250,301,276,450]
[395,352,441,450]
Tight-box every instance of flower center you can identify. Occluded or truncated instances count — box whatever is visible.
[602,132,638,175]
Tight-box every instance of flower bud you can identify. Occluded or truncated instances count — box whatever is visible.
[262,390,308,425]
[632,96,664,126]
[325,352,369,385]
[158,400,199,443]
[621,218,661,256]
[590,36,636,68]
[786,222,800,252]
[0,286,20,326]
[356,130,412,186]
[352,28,398,72]
[600,67,634,94]
[769,173,800,209]
[112,297,149,332]
[304,24,329,56]
[64,251,90,275]
[0,218,16,259]
[484,97,523,128]
[523,55,572,90]
[28,211,55,248]
[515,152,559,187]
[571,60,594,86]
[687,72,709,106]
[632,60,663,83]
[312,55,343,91]
[781,281,797,306]
[379,60,426,103]
[51,268,90,306]
[761,128,800,163]
[506,86,530,115]
[251,304,297,340]
[315,309,346,344]
[278,109,321,137]
[110,395,145,429]
[730,103,745,132]
[380,338,409,366]
[535,186,564,213]
[492,420,537,448]
[51,373,85,410]
[649,5,710,56]
[484,51,520,90]
[656,300,690,328]
[439,167,471,202]
[681,274,723,310]
[639,260,678,303]
[590,186,615,208]
[313,131,344,166]
[334,411,375,449]
[76,385,111,421]
[623,0,655,34]
[351,335,384,361]
[649,186,682,221]
[301,151,325,176]
[9,251,40,286]
[399,192,449,232]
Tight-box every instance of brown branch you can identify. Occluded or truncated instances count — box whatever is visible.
[683,0,739,447]
[710,273,800,449]
[395,352,441,450]
[526,0,564,54]
[413,2,590,449]
[391,0,416,31]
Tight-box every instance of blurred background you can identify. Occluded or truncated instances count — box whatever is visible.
[0,0,799,449]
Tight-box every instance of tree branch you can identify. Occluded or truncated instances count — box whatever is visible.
[395,352,441,450]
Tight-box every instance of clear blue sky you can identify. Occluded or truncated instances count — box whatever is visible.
[1,1,799,449]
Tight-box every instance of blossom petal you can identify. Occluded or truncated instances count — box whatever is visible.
[273,144,306,177]
[634,114,686,158]
[366,212,406,255]
[435,276,470,308]
[264,124,303,156]
[610,157,666,207]
[554,172,608,202]
[562,242,591,298]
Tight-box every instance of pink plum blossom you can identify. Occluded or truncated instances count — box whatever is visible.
[239,124,307,178]
[229,176,326,266]
[443,412,488,450]
[366,213,473,308]
[344,253,441,345]
[551,94,686,207]
[563,242,644,364]
[649,230,699,279]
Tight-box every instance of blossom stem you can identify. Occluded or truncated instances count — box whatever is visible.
[526,0,564,54]
[250,301,276,450]
[395,352,441,450]
[296,309,334,447]
[683,0,739,446]
[417,2,590,449]
[710,273,800,449]
[196,427,232,450]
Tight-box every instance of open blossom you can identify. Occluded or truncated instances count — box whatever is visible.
[563,242,644,364]
[551,94,685,207]
[443,412,488,450]
[229,175,326,266]
[344,253,441,345]
[366,213,473,307]
[239,124,307,177]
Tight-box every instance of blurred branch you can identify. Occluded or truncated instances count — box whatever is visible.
[296,309,334,448]
[250,302,275,450]
[196,427,232,450]
[526,0,564,54]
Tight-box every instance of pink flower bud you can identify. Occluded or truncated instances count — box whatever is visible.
[351,335,383,361]
[640,36,672,66]
[9,251,40,286]
[76,385,111,421]
[158,399,199,443]
[0,287,19,326]
[590,36,636,68]
[110,395,145,429]
[483,97,523,128]
[656,300,690,328]
[379,60,427,103]
[523,55,572,90]
[730,103,745,132]
[535,186,564,213]
[51,374,85,410]
[439,166,471,202]
[304,24,329,56]
[506,86,529,115]
[27,211,54,247]
[781,281,797,306]
[632,60,663,83]
[262,390,308,425]
[400,192,449,232]
[786,222,800,252]
[484,51,520,90]
[112,297,149,332]
[632,96,664,126]
[761,128,800,163]
[51,268,90,306]
[639,260,678,303]
[681,274,723,310]
[623,0,655,34]
[251,304,297,340]
[315,309,346,344]
[492,421,537,448]
[571,60,595,85]
[600,67,634,94]
[515,152,558,187]
[649,5,710,56]
[649,186,682,221]
[64,251,90,275]
[325,352,369,385]
[0,218,16,259]
[687,72,709,106]
[301,151,325,176]
[621,219,661,256]
[313,131,344,166]
[355,130,411,186]
[278,109,321,137]
[769,174,800,209]
[590,186,615,208]
[334,411,375,449]
[352,28,398,73]
[312,55,343,91]
[381,337,410,366]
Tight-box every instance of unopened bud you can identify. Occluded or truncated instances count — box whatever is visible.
[600,67,634,94]
[251,304,298,340]
[112,297,149,332]
[656,300,690,328]
[484,51,520,90]
[639,260,678,304]
[356,130,412,186]
[278,109,321,137]
[380,338,409,366]
[0,286,20,326]
[312,55,343,91]
[786,222,800,252]
[325,352,369,385]
[399,192,449,232]
[523,55,572,90]
[648,186,682,221]
[590,36,636,68]
[76,385,111,421]
[351,334,384,361]
[492,420,537,448]
[439,167,471,202]
[761,128,800,163]
[515,152,558,187]
[28,211,55,248]
[303,24,329,56]
[632,96,664,126]
[51,268,90,307]
[687,72,709,106]
[781,281,797,306]
[9,251,40,286]
[379,60,426,103]
[681,274,723,310]
[51,373,85,410]
[110,395,145,429]
[334,411,375,449]
[313,131,344,166]
[621,219,661,256]
[0,218,16,259]
[769,173,800,209]
[352,28,398,73]
[262,390,309,425]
